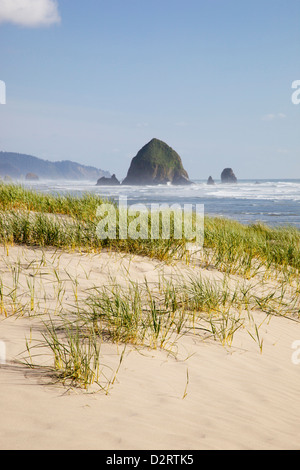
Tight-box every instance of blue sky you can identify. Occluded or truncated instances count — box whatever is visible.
[0,0,299,179]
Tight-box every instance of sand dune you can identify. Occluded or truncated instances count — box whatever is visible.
[1,245,300,450]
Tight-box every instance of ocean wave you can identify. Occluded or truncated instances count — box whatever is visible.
[20,179,300,228]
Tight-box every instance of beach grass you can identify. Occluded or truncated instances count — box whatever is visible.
[19,265,299,388]
[1,182,300,390]
[0,183,190,261]
[0,182,300,273]
[204,216,300,276]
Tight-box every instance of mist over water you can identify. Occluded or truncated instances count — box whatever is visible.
[22,179,300,229]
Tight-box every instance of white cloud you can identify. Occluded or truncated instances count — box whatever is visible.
[0,0,61,27]
[261,113,287,121]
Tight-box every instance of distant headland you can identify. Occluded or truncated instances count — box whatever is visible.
[0,151,110,181]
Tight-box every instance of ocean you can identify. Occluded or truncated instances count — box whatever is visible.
[22,179,300,229]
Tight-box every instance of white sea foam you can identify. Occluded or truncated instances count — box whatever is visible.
[21,178,300,227]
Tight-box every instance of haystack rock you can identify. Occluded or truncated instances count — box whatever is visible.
[122,138,192,186]
[221,168,237,184]
[97,174,120,186]
[207,176,215,185]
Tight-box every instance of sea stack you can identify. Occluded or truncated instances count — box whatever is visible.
[122,138,192,185]
[221,168,237,184]
[25,173,39,181]
[207,176,215,185]
[97,174,120,186]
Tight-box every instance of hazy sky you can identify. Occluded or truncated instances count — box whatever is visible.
[0,0,299,179]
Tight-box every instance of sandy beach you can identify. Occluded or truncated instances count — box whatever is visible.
[1,244,300,450]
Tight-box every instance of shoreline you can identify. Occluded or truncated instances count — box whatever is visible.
[1,180,299,230]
